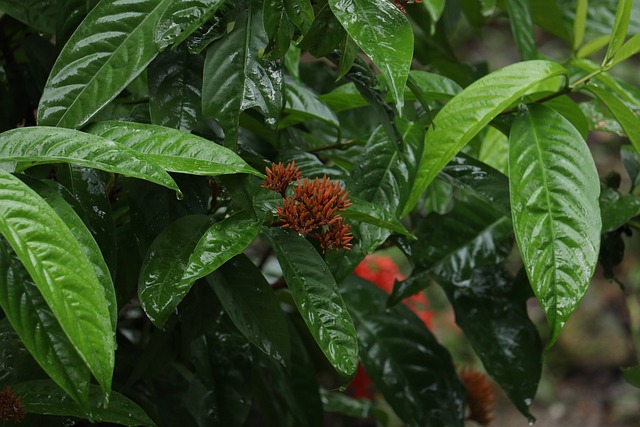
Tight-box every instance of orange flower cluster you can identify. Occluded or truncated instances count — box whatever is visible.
[394,0,422,13]
[459,369,495,426]
[263,162,353,251]
[0,386,24,423]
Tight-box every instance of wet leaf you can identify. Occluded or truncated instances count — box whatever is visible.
[38,0,173,128]
[509,104,601,346]
[599,185,640,232]
[155,0,226,49]
[266,227,358,378]
[263,0,294,59]
[342,275,466,427]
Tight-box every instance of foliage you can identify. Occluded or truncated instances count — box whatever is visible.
[0,0,640,425]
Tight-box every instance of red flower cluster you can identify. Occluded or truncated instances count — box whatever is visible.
[263,162,354,252]
[0,386,24,423]
[459,369,495,426]
[393,0,422,13]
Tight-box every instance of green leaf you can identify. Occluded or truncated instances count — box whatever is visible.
[611,32,640,65]
[85,121,262,177]
[584,83,640,154]
[407,70,463,100]
[405,60,568,216]
[509,104,601,346]
[479,126,509,174]
[202,0,283,149]
[138,215,213,328]
[0,243,91,411]
[544,95,590,140]
[328,0,413,115]
[0,0,57,33]
[621,366,640,388]
[296,4,345,57]
[337,35,359,80]
[342,275,466,427]
[279,78,339,128]
[529,0,571,42]
[207,255,291,366]
[577,34,611,58]
[0,170,115,396]
[155,0,226,49]
[621,145,640,193]
[283,0,313,33]
[263,0,294,59]
[38,0,173,128]
[266,227,358,378]
[573,0,589,50]
[599,185,640,232]
[0,126,180,194]
[439,266,541,420]
[321,389,387,423]
[505,0,537,60]
[12,380,156,426]
[341,196,415,238]
[148,45,204,131]
[604,0,633,66]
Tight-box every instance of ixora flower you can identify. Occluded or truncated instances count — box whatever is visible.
[459,369,496,426]
[263,162,354,252]
[0,386,25,423]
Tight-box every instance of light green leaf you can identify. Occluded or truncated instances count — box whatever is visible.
[279,78,339,128]
[138,215,212,328]
[12,380,156,426]
[577,34,611,58]
[544,95,590,140]
[266,227,358,378]
[479,126,509,174]
[328,0,413,115]
[604,0,633,66]
[207,255,291,366]
[0,170,115,396]
[573,0,589,50]
[38,0,173,128]
[0,126,180,194]
[202,0,283,149]
[585,83,640,154]
[611,32,640,65]
[86,121,262,177]
[509,104,601,346]
[405,60,568,216]
[155,0,226,49]
[0,243,92,411]
[505,0,537,60]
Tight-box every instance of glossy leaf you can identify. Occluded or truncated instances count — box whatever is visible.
[155,0,226,49]
[544,95,590,140]
[328,0,413,114]
[263,0,294,59]
[138,215,212,328]
[505,0,537,60]
[12,380,156,426]
[202,0,283,149]
[266,227,359,378]
[439,267,541,420]
[0,170,114,395]
[341,196,415,238]
[599,185,640,232]
[405,60,568,216]
[603,0,633,66]
[509,104,601,346]
[296,4,345,57]
[0,126,180,193]
[38,0,173,128]
[337,34,358,80]
[148,45,204,131]
[611,32,640,65]
[86,121,261,177]
[207,255,291,366]
[321,389,387,423]
[573,0,589,50]
[283,0,313,32]
[0,243,91,411]
[584,84,640,154]
[280,78,339,128]
[342,275,466,427]
[621,366,640,388]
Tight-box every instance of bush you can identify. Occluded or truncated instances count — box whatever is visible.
[0,0,640,425]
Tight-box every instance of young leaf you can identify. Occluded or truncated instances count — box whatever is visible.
[266,227,359,378]
[611,32,640,65]
[505,0,537,60]
[0,243,92,411]
[202,0,283,149]
[155,0,226,49]
[12,380,156,426]
[0,170,115,396]
[509,104,601,346]
[342,275,466,427]
[148,45,204,131]
[573,0,589,50]
[405,60,568,216]
[85,121,262,177]
[577,34,611,58]
[603,0,633,66]
[138,215,213,328]
[207,255,291,366]
[38,0,174,128]
[328,0,413,115]
[0,126,180,193]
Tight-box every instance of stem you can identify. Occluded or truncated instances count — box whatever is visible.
[306,139,358,153]
[569,68,603,90]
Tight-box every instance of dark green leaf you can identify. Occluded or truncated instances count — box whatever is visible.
[207,254,290,366]
[320,389,387,423]
[155,0,226,49]
[283,0,313,32]
[266,227,358,378]
[543,95,590,140]
[505,0,537,60]
[202,0,283,149]
[0,170,114,397]
[407,70,462,100]
[599,185,640,232]
[337,35,359,80]
[529,0,571,41]
[509,104,601,346]
[296,4,344,57]
[280,78,339,128]
[148,45,204,131]
[621,145,640,193]
[621,366,640,388]
[342,196,415,238]
[38,0,173,128]
[342,275,465,427]
[263,0,294,59]
[405,60,568,215]
[328,0,413,114]
[0,0,57,33]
